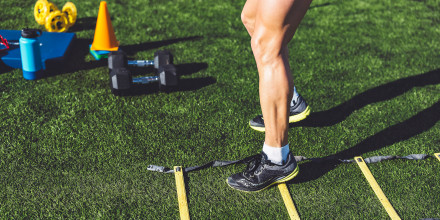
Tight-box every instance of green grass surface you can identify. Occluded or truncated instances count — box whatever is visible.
[1,0,440,219]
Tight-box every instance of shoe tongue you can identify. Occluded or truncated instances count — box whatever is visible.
[260,152,269,161]
[260,152,278,165]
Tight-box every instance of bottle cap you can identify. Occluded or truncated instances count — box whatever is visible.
[21,29,42,38]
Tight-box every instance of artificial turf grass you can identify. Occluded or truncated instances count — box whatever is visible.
[1,0,440,218]
[2,155,438,219]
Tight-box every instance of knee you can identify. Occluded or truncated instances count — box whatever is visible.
[241,11,254,32]
[251,33,282,64]
[240,11,248,25]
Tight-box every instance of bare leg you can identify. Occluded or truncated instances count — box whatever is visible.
[249,0,312,147]
[241,0,258,37]
[242,0,291,57]
[226,0,313,192]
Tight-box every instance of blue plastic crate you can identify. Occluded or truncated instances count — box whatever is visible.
[0,30,76,70]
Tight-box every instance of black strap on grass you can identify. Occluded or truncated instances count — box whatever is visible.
[147,154,260,173]
[147,154,434,173]
[337,154,431,164]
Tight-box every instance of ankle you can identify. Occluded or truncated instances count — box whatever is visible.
[262,143,290,165]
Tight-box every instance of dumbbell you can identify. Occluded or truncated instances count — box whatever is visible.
[108,50,173,71]
[108,55,178,95]
[109,65,178,95]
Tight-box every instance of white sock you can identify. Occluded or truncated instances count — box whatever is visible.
[262,143,290,165]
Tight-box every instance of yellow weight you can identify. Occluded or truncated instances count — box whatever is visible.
[47,2,59,13]
[62,2,77,28]
[34,0,50,25]
[45,10,69,32]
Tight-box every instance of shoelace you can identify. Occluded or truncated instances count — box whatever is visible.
[243,154,262,176]
[244,154,273,177]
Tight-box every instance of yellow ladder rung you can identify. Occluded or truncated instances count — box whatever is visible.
[174,166,190,220]
[354,156,401,220]
[278,183,300,220]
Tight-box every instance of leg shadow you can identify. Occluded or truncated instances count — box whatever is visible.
[0,61,13,74]
[293,69,440,128]
[44,35,203,76]
[68,17,97,32]
[290,100,440,183]
[121,36,203,56]
[286,69,440,183]
[310,2,332,9]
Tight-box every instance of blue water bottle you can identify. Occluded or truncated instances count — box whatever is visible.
[19,28,43,80]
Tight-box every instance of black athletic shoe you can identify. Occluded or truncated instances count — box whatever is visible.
[227,152,299,192]
[249,95,311,132]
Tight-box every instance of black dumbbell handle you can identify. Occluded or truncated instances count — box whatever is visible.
[127,60,154,67]
[132,76,159,84]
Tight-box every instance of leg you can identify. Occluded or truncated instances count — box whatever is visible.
[242,0,305,58]
[244,0,312,133]
[252,0,312,147]
[241,0,258,37]
[227,0,312,192]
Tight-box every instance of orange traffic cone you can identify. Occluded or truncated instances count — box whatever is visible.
[90,1,119,51]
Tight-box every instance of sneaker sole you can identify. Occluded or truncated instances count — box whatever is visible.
[226,165,299,192]
[249,106,311,132]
